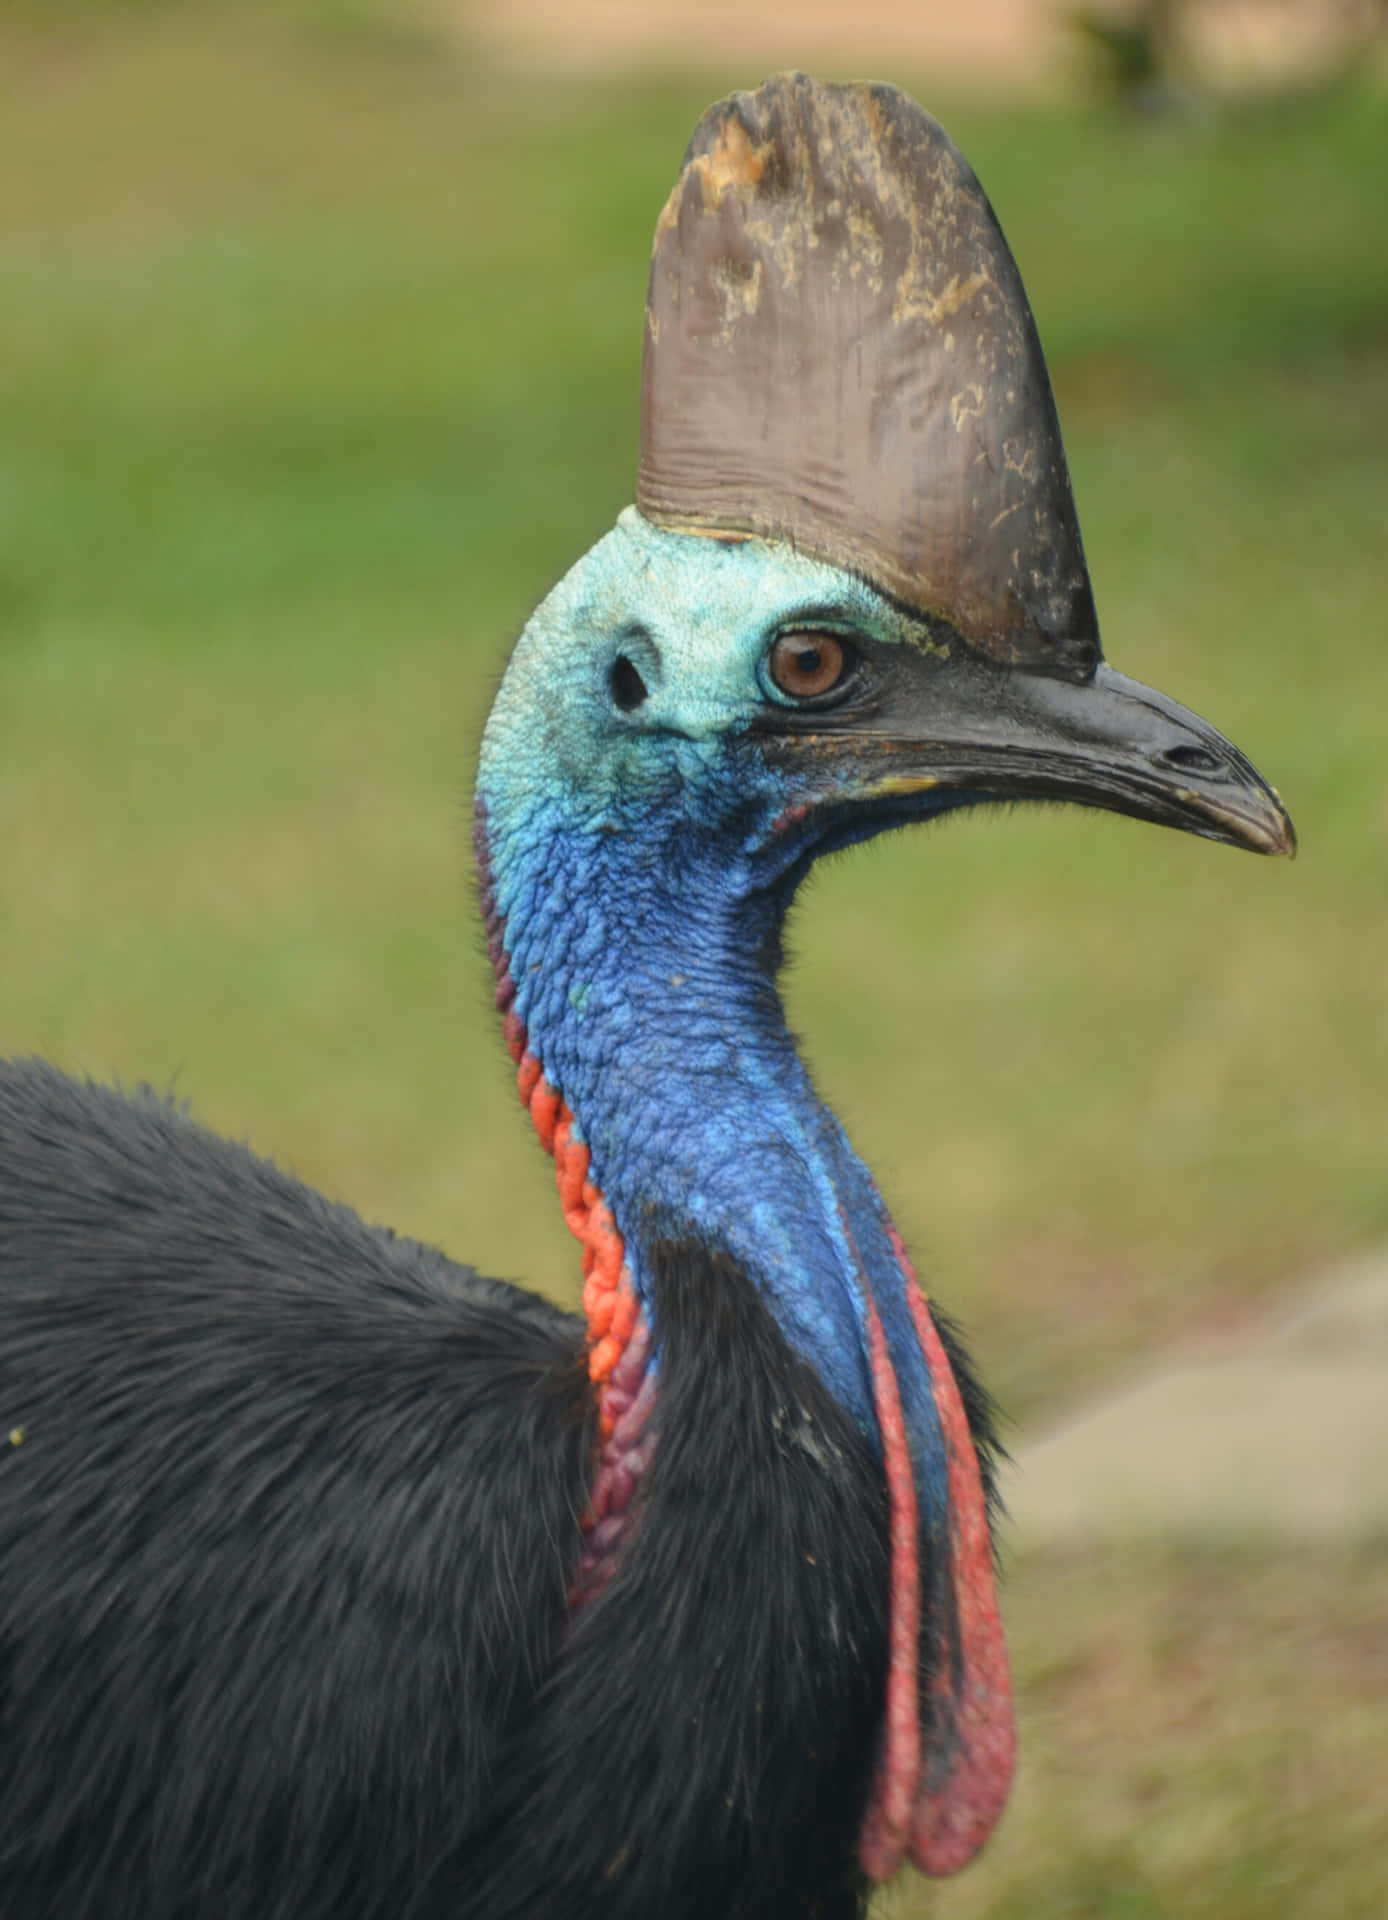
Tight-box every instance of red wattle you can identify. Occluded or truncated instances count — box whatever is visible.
[857,1293,922,1880]
[895,1230,1016,1877]
[857,1232,1016,1884]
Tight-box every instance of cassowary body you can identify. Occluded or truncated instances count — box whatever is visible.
[0,75,1292,1920]
[0,1061,917,1918]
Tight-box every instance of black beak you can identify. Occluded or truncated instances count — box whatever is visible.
[766,647,1296,859]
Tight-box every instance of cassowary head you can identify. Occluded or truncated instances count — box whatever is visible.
[480,74,1291,927]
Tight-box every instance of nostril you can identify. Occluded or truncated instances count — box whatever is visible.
[1156,743,1223,777]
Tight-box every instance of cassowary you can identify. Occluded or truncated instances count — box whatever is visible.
[0,75,1292,1920]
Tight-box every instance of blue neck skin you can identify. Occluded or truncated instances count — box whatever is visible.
[478,511,969,1543]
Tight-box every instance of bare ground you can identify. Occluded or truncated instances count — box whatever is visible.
[462,0,1383,95]
[1011,1249,1388,1547]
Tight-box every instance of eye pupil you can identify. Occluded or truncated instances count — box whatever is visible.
[610,653,648,712]
[769,631,852,700]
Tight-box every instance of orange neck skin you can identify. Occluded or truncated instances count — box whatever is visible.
[503,1008,652,1605]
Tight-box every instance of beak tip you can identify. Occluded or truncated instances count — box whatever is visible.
[1247,793,1297,860]
[1270,793,1298,861]
[1224,804,1296,860]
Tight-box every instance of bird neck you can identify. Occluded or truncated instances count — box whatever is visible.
[474,790,1012,1873]
[478,799,858,1383]
[475,788,941,1514]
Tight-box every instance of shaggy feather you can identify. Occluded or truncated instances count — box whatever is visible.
[0,1062,589,1920]
[0,1064,1004,1919]
[422,1233,892,1920]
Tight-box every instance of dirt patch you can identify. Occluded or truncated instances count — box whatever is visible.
[461,0,1383,97]
[1010,1250,1388,1547]
[463,0,1076,93]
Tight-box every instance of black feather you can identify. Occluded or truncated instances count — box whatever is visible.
[0,1062,1000,1919]
[446,1234,892,1920]
[0,1061,589,1920]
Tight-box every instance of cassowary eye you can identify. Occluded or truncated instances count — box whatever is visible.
[768,631,856,702]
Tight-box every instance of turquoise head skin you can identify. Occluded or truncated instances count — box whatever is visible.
[479,505,941,865]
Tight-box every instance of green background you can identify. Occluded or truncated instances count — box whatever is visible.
[2,8,1384,1913]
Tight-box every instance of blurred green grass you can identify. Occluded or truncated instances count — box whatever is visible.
[1,15,1385,1914]
[926,1538,1388,1920]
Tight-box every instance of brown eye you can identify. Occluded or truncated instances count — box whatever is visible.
[768,631,854,701]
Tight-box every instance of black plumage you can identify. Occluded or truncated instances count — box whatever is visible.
[0,1061,996,1918]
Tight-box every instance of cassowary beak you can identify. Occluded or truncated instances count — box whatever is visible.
[833,648,1296,857]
